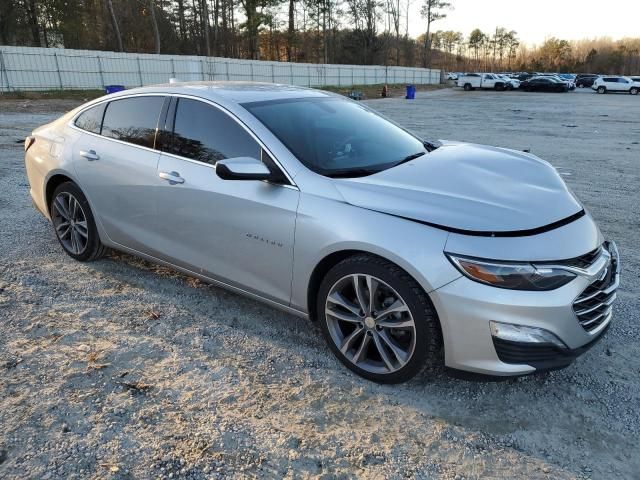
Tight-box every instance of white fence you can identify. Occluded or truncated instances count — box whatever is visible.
[0,46,441,92]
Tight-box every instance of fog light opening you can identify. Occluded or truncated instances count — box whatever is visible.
[489,321,567,349]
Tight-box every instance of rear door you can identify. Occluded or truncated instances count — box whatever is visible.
[72,95,167,252]
[616,77,632,91]
[150,97,299,305]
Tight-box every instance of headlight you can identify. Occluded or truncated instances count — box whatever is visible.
[445,253,576,291]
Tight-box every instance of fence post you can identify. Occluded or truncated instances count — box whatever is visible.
[290,63,294,85]
[53,52,63,89]
[97,56,105,89]
[137,57,143,86]
[271,64,275,83]
[171,58,176,78]
[200,58,205,80]
[250,62,254,81]
[308,65,311,87]
[351,67,354,87]
[0,49,9,93]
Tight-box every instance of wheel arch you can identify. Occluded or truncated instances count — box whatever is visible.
[306,248,439,323]
[45,172,76,215]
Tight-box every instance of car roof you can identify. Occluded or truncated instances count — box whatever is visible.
[103,81,334,104]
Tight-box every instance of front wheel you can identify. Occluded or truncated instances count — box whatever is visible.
[463,83,472,91]
[50,182,107,261]
[630,87,639,95]
[597,86,606,94]
[317,255,442,383]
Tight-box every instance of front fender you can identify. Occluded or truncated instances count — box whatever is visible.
[290,193,461,313]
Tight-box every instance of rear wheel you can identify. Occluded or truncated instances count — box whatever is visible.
[317,254,442,384]
[463,83,472,91]
[597,86,606,94]
[630,87,639,95]
[50,182,107,262]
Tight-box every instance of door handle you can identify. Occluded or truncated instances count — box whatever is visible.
[159,171,185,185]
[79,149,99,161]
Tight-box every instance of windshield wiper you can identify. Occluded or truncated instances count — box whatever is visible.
[324,168,382,178]
[392,151,426,168]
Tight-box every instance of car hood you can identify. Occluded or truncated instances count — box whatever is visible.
[333,142,583,234]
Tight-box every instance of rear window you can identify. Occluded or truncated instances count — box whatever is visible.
[74,103,106,134]
[102,96,165,149]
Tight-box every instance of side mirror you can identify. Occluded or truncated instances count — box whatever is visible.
[216,157,272,181]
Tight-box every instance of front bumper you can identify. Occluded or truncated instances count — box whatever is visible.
[492,322,610,371]
[431,242,620,376]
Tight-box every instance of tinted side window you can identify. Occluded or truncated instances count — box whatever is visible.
[603,77,616,82]
[74,103,106,134]
[166,98,260,165]
[102,96,164,148]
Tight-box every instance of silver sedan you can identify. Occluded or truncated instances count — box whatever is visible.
[24,82,619,383]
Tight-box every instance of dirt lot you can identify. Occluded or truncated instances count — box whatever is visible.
[1,88,639,480]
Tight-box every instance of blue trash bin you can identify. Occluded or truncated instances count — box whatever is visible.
[105,85,125,94]
[405,85,416,99]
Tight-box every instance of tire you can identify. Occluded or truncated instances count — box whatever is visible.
[495,83,505,91]
[577,83,584,88]
[630,87,639,95]
[317,254,442,384]
[597,86,606,94]
[463,83,472,91]
[50,181,107,262]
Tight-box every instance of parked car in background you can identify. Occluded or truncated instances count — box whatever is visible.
[592,76,640,95]
[446,72,459,80]
[457,73,509,91]
[497,74,520,89]
[24,82,619,383]
[539,74,576,90]
[558,73,576,82]
[517,73,535,82]
[575,74,599,88]
[521,77,569,92]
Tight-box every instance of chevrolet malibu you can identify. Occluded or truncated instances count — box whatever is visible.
[24,82,619,383]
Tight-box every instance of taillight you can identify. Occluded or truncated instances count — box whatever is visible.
[25,136,36,152]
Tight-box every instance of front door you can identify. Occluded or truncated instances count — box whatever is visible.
[150,97,299,305]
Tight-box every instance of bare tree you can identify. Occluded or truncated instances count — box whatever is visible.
[149,0,161,53]
[105,0,124,52]
[419,0,450,67]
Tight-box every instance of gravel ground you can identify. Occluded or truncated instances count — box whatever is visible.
[0,89,639,480]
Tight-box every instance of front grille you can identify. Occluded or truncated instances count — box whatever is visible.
[573,243,618,333]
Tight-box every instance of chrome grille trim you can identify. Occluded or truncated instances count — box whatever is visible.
[572,241,620,334]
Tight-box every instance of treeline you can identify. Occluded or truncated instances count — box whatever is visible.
[0,0,449,67]
[433,29,640,75]
[1,1,639,74]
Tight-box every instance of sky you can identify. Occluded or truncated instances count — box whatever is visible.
[406,0,640,45]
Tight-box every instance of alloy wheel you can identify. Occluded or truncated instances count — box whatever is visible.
[51,192,89,255]
[325,274,416,374]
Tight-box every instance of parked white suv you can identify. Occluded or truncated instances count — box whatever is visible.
[592,76,640,95]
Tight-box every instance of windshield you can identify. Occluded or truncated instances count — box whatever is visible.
[242,97,427,177]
